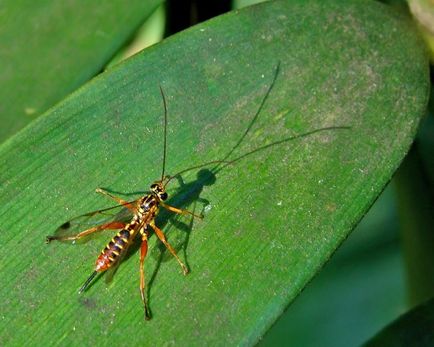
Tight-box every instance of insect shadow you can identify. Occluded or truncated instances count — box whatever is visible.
[47,60,350,318]
[102,168,215,299]
[102,63,281,306]
[148,169,215,289]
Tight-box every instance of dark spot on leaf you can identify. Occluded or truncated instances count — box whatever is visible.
[60,221,71,229]
[79,297,98,310]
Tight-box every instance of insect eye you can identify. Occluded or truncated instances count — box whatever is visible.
[150,184,158,190]
[160,192,168,200]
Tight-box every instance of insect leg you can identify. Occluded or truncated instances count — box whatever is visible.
[160,202,203,220]
[139,231,151,320]
[95,188,137,211]
[46,221,126,243]
[149,222,189,275]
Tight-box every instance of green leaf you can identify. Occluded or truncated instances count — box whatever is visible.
[0,0,162,142]
[364,297,434,347]
[260,185,406,347]
[0,0,429,345]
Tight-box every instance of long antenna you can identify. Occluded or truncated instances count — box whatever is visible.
[214,125,351,172]
[166,62,281,183]
[159,85,168,181]
[218,61,281,165]
[164,125,351,186]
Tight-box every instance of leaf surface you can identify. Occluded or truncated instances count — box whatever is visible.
[0,0,162,141]
[0,0,429,345]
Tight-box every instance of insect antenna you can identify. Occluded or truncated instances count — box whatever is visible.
[78,270,98,294]
[213,125,351,174]
[164,125,351,187]
[163,63,281,187]
[159,85,168,181]
[217,61,280,166]
[164,159,231,187]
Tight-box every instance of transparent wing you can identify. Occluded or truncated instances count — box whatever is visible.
[48,201,137,244]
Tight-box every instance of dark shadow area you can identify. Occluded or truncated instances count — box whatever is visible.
[148,169,216,289]
[165,0,232,36]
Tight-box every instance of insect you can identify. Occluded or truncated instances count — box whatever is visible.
[46,86,227,320]
[46,65,350,320]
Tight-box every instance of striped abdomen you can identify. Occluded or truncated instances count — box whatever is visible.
[95,228,132,272]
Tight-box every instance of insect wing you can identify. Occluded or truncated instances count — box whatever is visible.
[52,203,135,243]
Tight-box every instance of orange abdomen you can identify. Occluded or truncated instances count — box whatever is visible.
[95,228,131,272]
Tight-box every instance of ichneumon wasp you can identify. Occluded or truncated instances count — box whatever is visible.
[46,64,350,320]
[46,86,229,320]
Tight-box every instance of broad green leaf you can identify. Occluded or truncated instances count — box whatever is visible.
[0,0,162,142]
[260,185,406,347]
[0,0,429,345]
[364,297,434,347]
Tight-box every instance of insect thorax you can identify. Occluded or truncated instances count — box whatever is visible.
[139,194,158,212]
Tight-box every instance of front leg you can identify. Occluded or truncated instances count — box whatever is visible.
[95,188,137,212]
[160,202,203,220]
